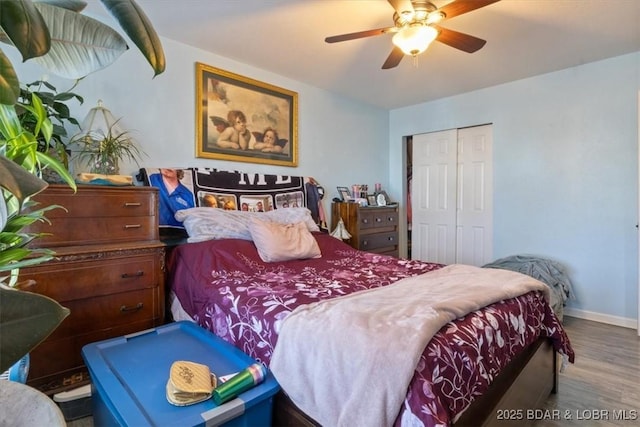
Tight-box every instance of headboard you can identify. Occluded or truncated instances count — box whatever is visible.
[137,167,326,235]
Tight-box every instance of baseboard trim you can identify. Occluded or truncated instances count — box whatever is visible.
[564,307,637,330]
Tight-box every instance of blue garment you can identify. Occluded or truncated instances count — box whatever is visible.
[149,173,195,227]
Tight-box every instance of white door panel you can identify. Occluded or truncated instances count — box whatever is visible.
[457,125,493,266]
[412,129,457,264]
[411,125,493,266]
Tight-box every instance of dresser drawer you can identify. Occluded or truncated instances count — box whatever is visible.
[28,319,160,390]
[32,185,157,218]
[47,288,160,340]
[19,252,161,302]
[25,185,159,247]
[358,209,398,230]
[359,231,398,251]
[29,215,157,247]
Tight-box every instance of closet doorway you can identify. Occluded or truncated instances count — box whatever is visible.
[408,124,493,266]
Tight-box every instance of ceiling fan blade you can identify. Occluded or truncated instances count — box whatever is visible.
[435,26,486,53]
[438,0,500,20]
[325,27,396,43]
[387,0,414,17]
[382,46,404,69]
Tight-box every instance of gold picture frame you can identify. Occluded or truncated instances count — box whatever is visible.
[195,62,298,167]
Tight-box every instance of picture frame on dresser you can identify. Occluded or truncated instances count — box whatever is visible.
[367,194,377,206]
[375,190,391,206]
[337,186,351,202]
[195,62,298,167]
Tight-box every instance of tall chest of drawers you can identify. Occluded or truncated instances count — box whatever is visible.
[18,184,165,395]
[331,202,399,257]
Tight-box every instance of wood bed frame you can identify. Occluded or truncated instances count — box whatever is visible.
[272,337,557,427]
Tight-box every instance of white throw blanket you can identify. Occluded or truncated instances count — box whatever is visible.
[269,264,549,427]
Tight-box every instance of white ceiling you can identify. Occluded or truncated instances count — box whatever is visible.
[113,0,640,110]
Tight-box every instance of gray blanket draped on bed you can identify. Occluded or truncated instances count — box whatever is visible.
[483,254,574,320]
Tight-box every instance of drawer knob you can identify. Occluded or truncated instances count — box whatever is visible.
[388,236,394,241]
[362,240,368,246]
[362,219,369,224]
[124,202,142,207]
[121,270,144,279]
[388,217,395,222]
[120,303,144,313]
[375,218,382,222]
[124,224,142,229]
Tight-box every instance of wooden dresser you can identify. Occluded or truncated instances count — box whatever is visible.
[331,202,399,257]
[18,184,165,395]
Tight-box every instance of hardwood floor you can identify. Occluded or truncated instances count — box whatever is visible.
[537,316,640,427]
[67,316,639,427]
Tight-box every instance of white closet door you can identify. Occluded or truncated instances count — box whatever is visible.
[456,125,493,266]
[411,125,493,266]
[411,129,458,264]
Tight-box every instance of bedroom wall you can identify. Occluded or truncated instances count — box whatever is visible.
[8,36,389,213]
[389,52,640,327]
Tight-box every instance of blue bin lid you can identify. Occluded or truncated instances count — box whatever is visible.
[82,321,280,427]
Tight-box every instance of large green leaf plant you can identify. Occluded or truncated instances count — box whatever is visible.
[0,0,165,374]
[0,100,74,373]
[0,0,166,106]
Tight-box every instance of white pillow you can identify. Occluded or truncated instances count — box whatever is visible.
[174,207,319,242]
[266,208,319,233]
[249,218,321,262]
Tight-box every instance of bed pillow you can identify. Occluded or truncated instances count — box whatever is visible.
[249,218,321,262]
[266,207,320,233]
[174,207,319,242]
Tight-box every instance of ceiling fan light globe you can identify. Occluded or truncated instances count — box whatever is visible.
[392,25,438,56]
[426,11,445,25]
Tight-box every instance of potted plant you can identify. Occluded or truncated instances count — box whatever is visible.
[74,118,146,175]
[16,79,84,181]
[0,0,165,403]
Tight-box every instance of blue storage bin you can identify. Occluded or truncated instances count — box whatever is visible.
[82,321,280,427]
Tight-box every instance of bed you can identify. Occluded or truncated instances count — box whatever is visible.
[166,231,573,427]
[142,168,574,426]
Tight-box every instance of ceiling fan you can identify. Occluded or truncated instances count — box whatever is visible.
[325,0,500,69]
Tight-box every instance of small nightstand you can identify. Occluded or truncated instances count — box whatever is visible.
[331,202,399,257]
[19,184,165,395]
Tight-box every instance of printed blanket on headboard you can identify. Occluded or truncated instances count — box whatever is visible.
[137,167,326,233]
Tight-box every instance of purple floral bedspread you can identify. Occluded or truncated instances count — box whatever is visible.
[168,233,574,426]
